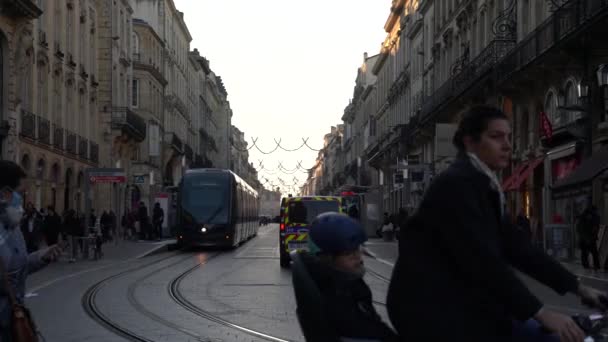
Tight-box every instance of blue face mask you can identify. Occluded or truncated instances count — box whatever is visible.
[10,191,23,208]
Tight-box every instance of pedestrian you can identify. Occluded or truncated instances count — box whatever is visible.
[43,205,61,246]
[138,202,149,240]
[108,210,117,243]
[20,202,42,253]
[292,213,398,341]
[100,210,111,243]
[0,160,61,341]
[65,209,80,262]
[152,202,164,241]
[89,208,97,230]
[121,208,133,240]
[381,213,394,241]
[386,105,607,342]
[576,202,601,270]
[396,207,408,241]
[516,211,533,241]
[347,204,359,220]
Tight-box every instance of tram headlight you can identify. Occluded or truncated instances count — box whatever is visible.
[201,227,207,233]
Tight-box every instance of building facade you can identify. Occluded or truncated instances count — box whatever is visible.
[2,0,246,218]
[323,0,608,242]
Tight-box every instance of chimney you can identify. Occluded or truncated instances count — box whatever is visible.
[364,52,368,60]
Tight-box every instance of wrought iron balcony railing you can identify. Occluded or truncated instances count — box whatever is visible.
[498,0,608,83]
[66,131,77,155]
[78,136,88,159]
[53,125,64,150]
[38,116,50,145]
[111,107,146,142]
[20,109,36,139]
[421,39,515,121]
[90,142,99,164]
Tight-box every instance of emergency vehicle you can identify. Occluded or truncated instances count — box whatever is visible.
[279,196,343,268]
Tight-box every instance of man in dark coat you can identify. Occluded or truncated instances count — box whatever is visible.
[152,203,164,241]
[387,106,605,342]
[43,206,61,245]
[516,211,532,241]
[576,204,601,270]
[138,202,149,240]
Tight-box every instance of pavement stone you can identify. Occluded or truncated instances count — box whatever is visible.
[27,239,175,292]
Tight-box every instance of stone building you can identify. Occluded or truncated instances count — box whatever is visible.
[2,0,105,214]
[129,16,166,210]
[96,0,139,213]
[345,0,608,240]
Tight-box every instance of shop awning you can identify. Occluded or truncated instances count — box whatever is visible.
[552,147,608,189]
[502,162,529,191]
[508,157,544,191]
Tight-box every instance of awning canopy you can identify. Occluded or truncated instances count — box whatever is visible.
[503,158,544,192]
[553,147,608,189]
[502,162,529,191]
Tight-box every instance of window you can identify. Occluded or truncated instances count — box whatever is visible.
[545,91,559,127]
[132,79,139,108]
[132,32,139,59]
[563,81,579,125]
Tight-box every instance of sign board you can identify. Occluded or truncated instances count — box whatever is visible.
[89,174,126,183]
[133,175,146,184]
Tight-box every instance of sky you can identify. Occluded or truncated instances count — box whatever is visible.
[173,0,389,193]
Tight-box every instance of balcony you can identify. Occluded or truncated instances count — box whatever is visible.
[66,131,77,155]
[133,54,167,86]
[20,109,36,139]
[111,107,146,142]
[497,0,608,84]
[90,142,99,164]
[420,39,515,122]
[53,125,64,150]
[38,117,50,145]
[78,136,88,160]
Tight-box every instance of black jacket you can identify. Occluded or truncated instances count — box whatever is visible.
[386,156,579,342]
[300,253,397,341]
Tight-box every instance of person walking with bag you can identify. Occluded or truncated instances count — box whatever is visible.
[386,106,608,342]
[0,160,61,341]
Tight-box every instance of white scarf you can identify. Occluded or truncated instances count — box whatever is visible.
[467,152,505,217]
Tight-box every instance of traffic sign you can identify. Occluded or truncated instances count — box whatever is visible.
[133,175,146,184]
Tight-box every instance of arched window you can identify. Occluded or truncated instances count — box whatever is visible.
[37,60,48,118]
[545,91,559,127]
[563,80,579,125]
[21,154,31,176]
[132,32,139,58]
[36,159,45,180]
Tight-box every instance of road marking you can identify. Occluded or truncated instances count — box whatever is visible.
[363,247,395,267]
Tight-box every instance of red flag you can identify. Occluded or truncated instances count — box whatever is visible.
[540,111,553,140]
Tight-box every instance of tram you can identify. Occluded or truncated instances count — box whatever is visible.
[176,169,259,248]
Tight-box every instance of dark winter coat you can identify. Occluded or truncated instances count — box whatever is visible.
[386,155,579,342]
[299,252,397,341]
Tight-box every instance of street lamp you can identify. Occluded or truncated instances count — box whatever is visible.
[596,64,608,87]
[578,78,590,99]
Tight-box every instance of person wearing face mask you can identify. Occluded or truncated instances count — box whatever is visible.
[0,160,61,341]
[293,213,397,342]
[386,106,608,342]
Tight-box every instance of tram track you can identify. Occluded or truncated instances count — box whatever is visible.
[169,259,293,342]
[82,252,185,342]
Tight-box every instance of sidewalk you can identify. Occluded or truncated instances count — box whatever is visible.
[26,239,175,293]
[363,238,608,284]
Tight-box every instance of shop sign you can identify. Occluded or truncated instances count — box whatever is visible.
[552,155,581,183]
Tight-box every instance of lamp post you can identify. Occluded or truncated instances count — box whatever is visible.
[597,64,608,123]
[577,76,593,157]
